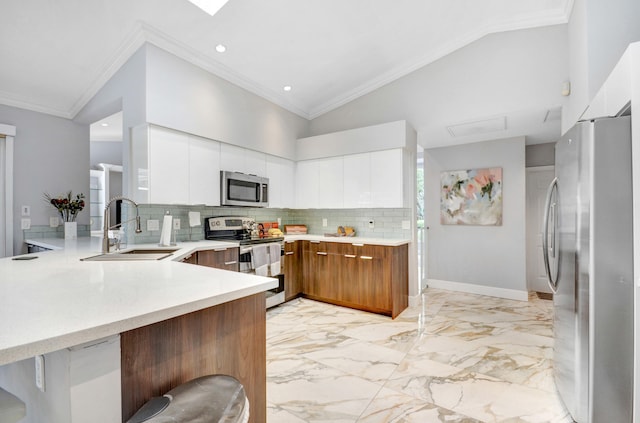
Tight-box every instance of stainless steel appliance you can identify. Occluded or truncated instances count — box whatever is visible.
[542,116,633,422]
[204,216,285,308]
[220,171,269,207]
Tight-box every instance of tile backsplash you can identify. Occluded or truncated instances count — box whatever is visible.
[24,205,413,244]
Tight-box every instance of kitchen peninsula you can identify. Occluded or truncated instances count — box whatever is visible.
[0,237,276,423]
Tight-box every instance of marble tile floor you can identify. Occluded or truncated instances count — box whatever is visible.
[266,288,572,423]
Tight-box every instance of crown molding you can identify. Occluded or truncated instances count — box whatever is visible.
[0,89,73,119]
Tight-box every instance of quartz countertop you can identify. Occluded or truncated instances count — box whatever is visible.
[0,238,277,366]
[283,234,410,246]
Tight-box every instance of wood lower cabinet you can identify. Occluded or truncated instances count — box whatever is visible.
[299,240,408,318]
[284,240,302,300]
[194,247,240,272]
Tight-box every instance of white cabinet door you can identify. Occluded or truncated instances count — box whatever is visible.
[317,157,344,209]
[220,143,266,176]
[295,160,319,208]
[189,135,220,205]
[266,155,295,208]
[370,149,404,208]
[148,126,189,204]
[343,153,371,208]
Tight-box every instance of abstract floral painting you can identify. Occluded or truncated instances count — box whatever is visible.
[440,167,503,225]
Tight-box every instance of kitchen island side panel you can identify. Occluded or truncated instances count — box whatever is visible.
[120,292,266,423]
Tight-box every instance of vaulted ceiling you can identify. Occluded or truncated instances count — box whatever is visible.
[2,0,572,144]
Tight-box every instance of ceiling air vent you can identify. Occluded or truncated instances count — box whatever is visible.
[447,116,506,138]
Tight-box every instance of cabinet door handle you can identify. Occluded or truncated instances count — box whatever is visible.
[224,261,237,265]
[317,252,328,256]
[344,254,357,258]
[285,251,294,255]
[352,243,364,247]
[214,248,227,252]
[360,256,373,260]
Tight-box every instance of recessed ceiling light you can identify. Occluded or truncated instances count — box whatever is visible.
[215,44,226,53]
[187,0,229,16]
[283,86,292,92]
[100,123,109,127]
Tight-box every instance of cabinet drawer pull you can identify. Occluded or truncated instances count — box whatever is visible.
[344,254,357,258]
[285,251,294,255]
[316,252,328,256]
[214,248,228,252]
[224,261,237,265]
[352,243,364,247]
[310,240,321,244]
[360,256,373,260]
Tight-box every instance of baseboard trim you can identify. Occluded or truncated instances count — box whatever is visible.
[426,279,529,302]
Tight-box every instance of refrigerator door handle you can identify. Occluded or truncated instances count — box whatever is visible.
[542,177,559,292]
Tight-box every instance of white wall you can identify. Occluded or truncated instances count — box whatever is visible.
[425,137,527,298]
[564,0,640,132]
[0,105,88,254]
[308,25,568,149]
[89,141,122,169]
[145,44,308,161]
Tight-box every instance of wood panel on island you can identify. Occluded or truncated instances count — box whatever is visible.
[182,247,240,271]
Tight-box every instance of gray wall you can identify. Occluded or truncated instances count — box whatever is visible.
[308,25,568,148]
[425,137,527,293]
[0,104,89,254]
[145,44,309,160]
[89,141,122,169]
[526,142,555,167]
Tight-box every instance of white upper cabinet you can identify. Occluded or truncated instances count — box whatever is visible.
[317,156,344,209]
[266,155,295,208]
[370,149,404,208]
[343,153,371,208]
[189,135,220,205]
[131,125,220,205]
[295,160,319,209]
[220,143,266,176]
[148,126,190,205]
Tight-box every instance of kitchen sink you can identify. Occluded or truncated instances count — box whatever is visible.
[81,248,179,262]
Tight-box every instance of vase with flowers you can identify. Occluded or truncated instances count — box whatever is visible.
[44,191,85,239]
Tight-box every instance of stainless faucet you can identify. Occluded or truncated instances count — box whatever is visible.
[102,196,142,253]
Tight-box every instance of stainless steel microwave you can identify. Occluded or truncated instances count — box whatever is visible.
[220,171,269,207]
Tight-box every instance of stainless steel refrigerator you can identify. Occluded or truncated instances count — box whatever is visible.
[542,115,633,422]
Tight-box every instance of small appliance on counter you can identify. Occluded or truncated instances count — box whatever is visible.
[204,216,284,308]
[283,224,307,234]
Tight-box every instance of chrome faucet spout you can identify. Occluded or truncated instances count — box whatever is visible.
[102,196,142,253]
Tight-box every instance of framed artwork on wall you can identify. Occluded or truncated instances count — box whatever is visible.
[440,167,502,225]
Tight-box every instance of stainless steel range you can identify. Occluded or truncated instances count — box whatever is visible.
[204,216,285,308]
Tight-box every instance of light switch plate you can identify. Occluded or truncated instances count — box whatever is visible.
[21,218,31,230]
[49,217,59,228]
[21,205,30,216]
[147,219,160,231]
[322,218,328,227]
[368,220,375,229]
[173,218,181,230]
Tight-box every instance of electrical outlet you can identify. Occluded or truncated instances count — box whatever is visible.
[49,217,59,228]
[322,218,328,227]
[368,220,375,229]
[147,219,160,231]
[21,205,30,216]
[21,218,31,230]
[277,218,282,226]
[173,218,181,230]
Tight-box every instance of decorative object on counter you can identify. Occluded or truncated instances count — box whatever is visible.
[283,224,307,234]
[159,212,175,247]
[325,226,356,237]
[258,222,282,238]
[44,191,85,239]
[440,167,503,226]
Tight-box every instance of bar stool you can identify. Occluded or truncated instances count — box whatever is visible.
[0,387,26,423]
[126,374,249,423]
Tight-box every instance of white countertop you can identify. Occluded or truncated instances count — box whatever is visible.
[0,238,277,366]
[283,234,410,246]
